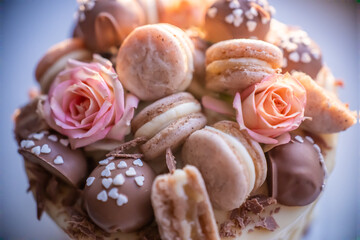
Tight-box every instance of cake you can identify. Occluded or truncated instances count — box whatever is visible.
[13,0,356,239]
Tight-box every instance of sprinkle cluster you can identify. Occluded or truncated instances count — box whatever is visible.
[86,158,146,207]
[207,0,274,33]
[279,30,321,68]
[20,131,69,165]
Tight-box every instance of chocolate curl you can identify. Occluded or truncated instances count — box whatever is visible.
[166,148,176,174]
[106,136,148,158]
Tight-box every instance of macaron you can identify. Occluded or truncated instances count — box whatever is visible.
[35,38,92,93]
[116,24,194,101]
[204,0,275,43]
[206,39,282,95]
[75,0,145,52]
[83,158,155,233]
[151,165,220,240]
[292,72,356,133]
[18,131,88,188]
[132,92,207,162]
[182,120,267,211]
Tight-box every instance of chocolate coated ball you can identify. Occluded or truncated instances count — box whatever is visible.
[83,158,156,233]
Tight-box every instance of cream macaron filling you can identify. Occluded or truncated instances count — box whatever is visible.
[206,57,275,75]
[135,101,201,139]
[40,49,92,91]
[206,126,256,193]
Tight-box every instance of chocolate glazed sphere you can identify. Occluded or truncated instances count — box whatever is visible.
[204,0,275,43]
[83,158,156,233]
[278,28,323,79]
[267,135,326,206]
[76,0,145,52]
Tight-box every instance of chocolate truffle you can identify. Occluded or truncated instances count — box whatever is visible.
[267,134,326,206]
[18,131,88,188]
[83,158,156,233]
[277,28,323,79]
[204,0,275,43]
[75,0,145,52]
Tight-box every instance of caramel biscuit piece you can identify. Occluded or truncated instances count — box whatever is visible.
[151,165,220,240]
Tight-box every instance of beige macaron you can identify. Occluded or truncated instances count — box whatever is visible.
[35,38,92,93]
[205,39,282,95]
[116,23,194,101]
[151,165,220,240]
[132,92,207,162]
[182,120,267,211]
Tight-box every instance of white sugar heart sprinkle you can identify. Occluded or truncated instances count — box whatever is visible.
[48,135,58,142]
[116,194,128,206]
[30,132,44,140]
[40,144,51,154]
[101,168,111,177]
[207,7,217,18]
[289,52,300,62]
[113,174,125,185]
[133,159,143,167]
[59,139,69,147]
[135,176,145,187]
[97,190,108,202]
[225,14,234,24]
[99,159,109,165]
[102,178,113,189]
[305,136,314,144]
[301,52,312,63]
[108,188,119,199]
[117,161,127,169]
[246,21,257,32]
[21,140,35,149]
[294,135,304,143]
[229,0,240,9]
[31,146,41,155]
[126,167,136,177]
[54,155,64,165]
[233,9,243,18]
[106,162,115,170]
[86,177,95,186]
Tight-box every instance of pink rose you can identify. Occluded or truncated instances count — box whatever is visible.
[42,54,139,149]
[233,73,306,144]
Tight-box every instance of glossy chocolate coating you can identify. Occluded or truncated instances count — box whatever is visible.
[204,0,274,42]
[76,0,145,52]
[267,135,326,206]
[14,97,49,143]
[83,158,156,233]
[18,131,88,188]
[278,28,323,79]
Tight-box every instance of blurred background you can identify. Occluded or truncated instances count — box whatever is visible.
[0,0,359,239]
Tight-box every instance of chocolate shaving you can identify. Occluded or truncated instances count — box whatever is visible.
[254,216,279,231]
[65,208,110,240]
[165,148,176,173]
[106,136,148,157]
[274,207,281,214]
[226,195,279,234]
[219,220,237,237]
[244,198,264,214]
[138,222,161,240]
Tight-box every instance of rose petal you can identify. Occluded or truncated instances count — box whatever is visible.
[201,95,235,116]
